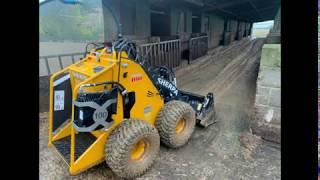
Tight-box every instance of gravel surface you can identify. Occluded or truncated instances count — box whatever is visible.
[39,38,280,179]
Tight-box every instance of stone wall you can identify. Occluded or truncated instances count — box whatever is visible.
[251,44,281,143]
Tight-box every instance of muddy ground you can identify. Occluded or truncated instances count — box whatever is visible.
[39,38,280,180]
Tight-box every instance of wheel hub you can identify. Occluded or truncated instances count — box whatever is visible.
[131,139,146,160]
[175,118,185,134]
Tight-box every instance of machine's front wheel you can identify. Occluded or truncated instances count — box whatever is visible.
[105,119,160,179]
[156,100,196,148]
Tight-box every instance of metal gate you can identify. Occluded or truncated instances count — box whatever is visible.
[137,39,181,68]
[188,36,208,63]
[40,39,182,76]
[39,52,85,76]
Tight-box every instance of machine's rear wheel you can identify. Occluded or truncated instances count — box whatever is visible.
[105,119,160,179]
[156,100,196,148]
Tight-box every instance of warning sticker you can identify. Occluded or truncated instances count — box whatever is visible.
[54,90,65,111]
[131,73,143,82]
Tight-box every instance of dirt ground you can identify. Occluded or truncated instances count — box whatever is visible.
[39,38,280,180]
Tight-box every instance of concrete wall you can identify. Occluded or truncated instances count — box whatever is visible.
[209,15,224,48]
[248,22,251,35]
[206,14,224,49]
[270,8,281,34]
[266,8,281,44]
[241,22,246,37]
[236,21,245,40]
[169,5,193,54]
[251,44,281,143]
[244,23,250,36]
[230,20,238,41]
[103,0,151,41]
[135,0,151,36]
[103,0,120,41]
[247,23,252,36]
[169,6,192,35]
[229,20,253,42]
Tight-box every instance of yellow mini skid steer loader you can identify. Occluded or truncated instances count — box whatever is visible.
[48,39,216,178]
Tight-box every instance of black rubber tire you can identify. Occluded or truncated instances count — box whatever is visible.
[105,119,160,179]
[156,100,196,148]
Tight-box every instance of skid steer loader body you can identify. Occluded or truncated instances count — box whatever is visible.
[48,40,215,175]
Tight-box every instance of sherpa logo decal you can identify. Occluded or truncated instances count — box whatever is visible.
[157,78,178,96]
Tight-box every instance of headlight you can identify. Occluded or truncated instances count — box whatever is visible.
[79,109,84,120]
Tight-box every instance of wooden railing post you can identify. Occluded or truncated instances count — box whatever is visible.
[44,57,51,75]
[58,56,63,70]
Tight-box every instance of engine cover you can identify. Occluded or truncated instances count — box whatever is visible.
[73,88,118,132]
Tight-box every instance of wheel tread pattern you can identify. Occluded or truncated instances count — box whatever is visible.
[156,100,196,148]
[105,119,160,178]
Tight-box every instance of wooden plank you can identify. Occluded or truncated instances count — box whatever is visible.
[156,44,160,64]
[171,41,174,68]
[44,57,51,75]
[193,39,195,61]
[179,40,181,66]
[71,55,75,63]
[151,44,154,65]
[189,40,192,63]
[148,45,152,65]
[163,43,166,67]
[159,43,161,66]
[148,46,151,66]
[149,45,152,66]
[164,43,167,66]
[158,43,161,66]
[195,39,201,59]
[176,41,179,67]
[58,56,63,70]
[143,46,147,64]
[163,43,167,65]
[194,39,196,60]
[193,39,196,60]
[140,46,144,64]
[160,43,163,66]
[145,45,149,65]
[172,42,175,68]
[175,41,178,67]
[153,44,156,66]
[166,43,169,67]
[167,42,171,68]
[169,42,172,68]
[173,42,176,67]
[150,45,154,66]
[173,42,177,66]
